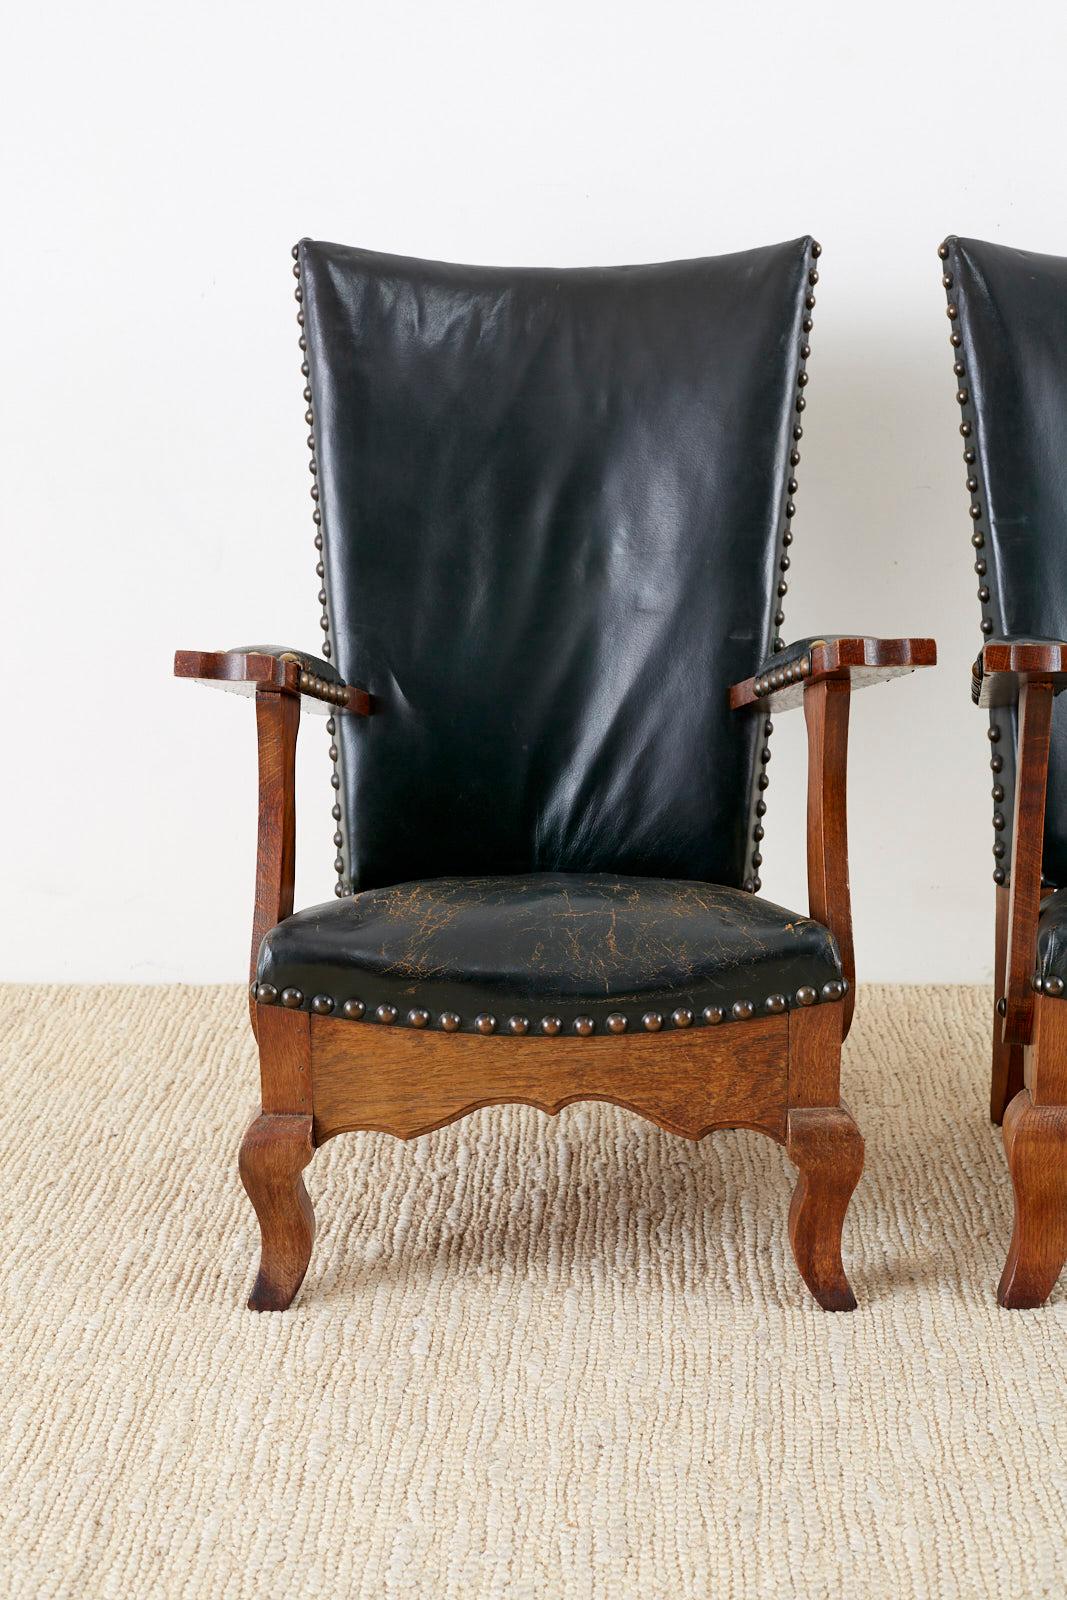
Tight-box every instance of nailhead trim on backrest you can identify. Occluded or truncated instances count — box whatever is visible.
[293,241,350,899]
[741,240,821,895]
[938,241,1016,887]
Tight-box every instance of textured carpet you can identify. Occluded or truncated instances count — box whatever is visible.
[0,985,1064,1599]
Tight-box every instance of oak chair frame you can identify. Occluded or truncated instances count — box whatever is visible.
[177,635,934,1312]
[976,642,1067,1306]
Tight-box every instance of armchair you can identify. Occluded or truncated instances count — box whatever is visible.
[940,235,1067,1306]
[177,236,935,1311]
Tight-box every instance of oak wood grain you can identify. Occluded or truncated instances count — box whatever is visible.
[786,1105,864,1311]
[249,689,300,1024]
[997,1089,1067,1309]
[256,1001,312,1115]
[991,881,1025,1123]
[309,1017,790,1145]
[238,1112,316,1312]
[1003,679,1053,1046]
[805,678,855,1037]
[787,997,844,1107]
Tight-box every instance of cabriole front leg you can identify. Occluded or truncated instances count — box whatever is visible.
[240,1004,316,1310]
[786,1106,864,1311]
[997,1091,1067,1308]
[239,1112,316,1311]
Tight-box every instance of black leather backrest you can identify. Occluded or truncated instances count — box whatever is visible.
[943,237,1067,886]
[298,238,815,893]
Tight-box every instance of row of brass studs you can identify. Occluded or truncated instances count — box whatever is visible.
[1032,975,1066,998]
[252,977,847,1028]
[292,241,350,899]
[744,240,821,895]
[297,668,351,707]
[754,654,812,698]
[939,241,1012,887]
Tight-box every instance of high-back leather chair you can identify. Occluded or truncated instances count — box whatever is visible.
[176,237,934,1310]
[940,235,1067,1307]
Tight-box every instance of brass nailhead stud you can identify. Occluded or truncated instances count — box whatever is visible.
[507,1015,529,1034]
[573,1016,594,1036]
[795,986,817,1007]
[342,999,365,1020]
[475,1013,496,1034]
[375,1004,398,1023]
[703,1006,724,1025]
[281,987,304,1008]
[408,1008,430,1028]
[1032,975,1044,993]
[1045,977,1065,998]
[311,994,334,1015]
[671,1008,693,1028]
[606,1013,628,1033]
[993,868,1006,884]
[256,983,278,1005]
[732,1001,755,1021]
[541,1016,562,1035]
[439,1012,461,1032]
[821,981,844,1002]
[642,1012,663,1031]
[765,994,787,1014]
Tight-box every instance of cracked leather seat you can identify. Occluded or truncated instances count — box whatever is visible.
[256,873,845,1033]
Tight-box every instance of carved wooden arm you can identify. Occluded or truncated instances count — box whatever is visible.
[728,636,937,713]
[174,646,373,716]
[970,640,1065,1045]
[971,638,1067,708]
[730,637,937,1038]
[174,646,373,1024]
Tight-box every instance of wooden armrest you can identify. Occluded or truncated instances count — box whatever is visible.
[973,639,1067,708]
[174,648,373,717]
[729,637,937,713]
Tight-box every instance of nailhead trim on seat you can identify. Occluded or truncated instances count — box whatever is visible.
[939,239,1016,887]
[1032,975,1066,998]
[293,241,350,902]
[742,239,821,895]
[253,978,849,1030]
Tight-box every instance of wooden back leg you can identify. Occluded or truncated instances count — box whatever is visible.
[991,883,1025,1124]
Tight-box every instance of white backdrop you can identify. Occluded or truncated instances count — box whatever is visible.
[4,0,1063,982]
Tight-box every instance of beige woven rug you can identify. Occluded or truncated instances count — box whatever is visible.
[1,985,1064,1598]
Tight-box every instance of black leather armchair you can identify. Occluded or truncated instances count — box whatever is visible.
[941,236,1067,1307]
[177,236,934,1311]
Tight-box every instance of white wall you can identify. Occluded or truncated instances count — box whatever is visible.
[4,0,1063,982]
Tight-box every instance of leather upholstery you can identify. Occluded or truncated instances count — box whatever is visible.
[754,635,846,677]
[231,646,341,683]
[257,873,845,1033]
[942,238,1067,886]
[298,238,814,892]
[1036,889,1067,991]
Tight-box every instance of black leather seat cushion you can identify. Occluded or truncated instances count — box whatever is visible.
[256,874,845,1034]
[1036,890,1067,994]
